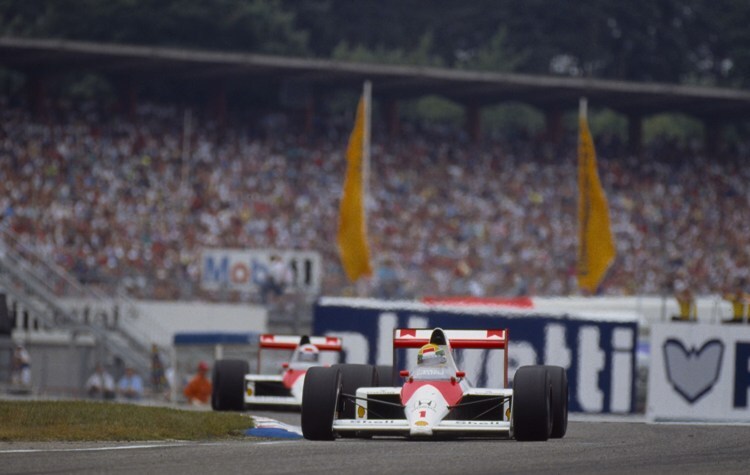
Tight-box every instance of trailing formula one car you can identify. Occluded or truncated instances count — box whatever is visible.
[211,334,343,411]
[301,328,568,441]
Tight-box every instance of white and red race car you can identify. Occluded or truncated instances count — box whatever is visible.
[211,334,343,411]
[301,328,568,441]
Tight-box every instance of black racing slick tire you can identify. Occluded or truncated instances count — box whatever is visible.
[301,366,341,441]
[375,365,395,387]
[333,364,377,418]
[512,365,551,442]
[543,365,568,438]
[211,359,249,411]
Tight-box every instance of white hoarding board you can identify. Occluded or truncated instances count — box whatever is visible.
[201,249,321,295]
[648,323,750,422]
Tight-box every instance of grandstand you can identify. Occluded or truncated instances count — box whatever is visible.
[1,39,749,301]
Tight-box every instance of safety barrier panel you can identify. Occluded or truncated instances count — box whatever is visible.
[647,323,750,422]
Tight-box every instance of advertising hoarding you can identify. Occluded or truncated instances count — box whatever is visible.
[648,323,750,422]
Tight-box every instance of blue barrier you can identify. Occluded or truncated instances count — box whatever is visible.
[313,298,638,414]
[173,332,260,346]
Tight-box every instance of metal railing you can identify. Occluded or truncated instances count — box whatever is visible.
[0,227,170,378]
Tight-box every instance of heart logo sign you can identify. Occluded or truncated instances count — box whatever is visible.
[662,339,724,404]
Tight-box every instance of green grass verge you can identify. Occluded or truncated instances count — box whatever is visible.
[0,401,254,442]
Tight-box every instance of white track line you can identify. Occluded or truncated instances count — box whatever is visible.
[0,443,188,454]
[256,440,302,446]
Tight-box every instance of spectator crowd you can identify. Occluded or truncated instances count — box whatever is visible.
[1,95,748,301]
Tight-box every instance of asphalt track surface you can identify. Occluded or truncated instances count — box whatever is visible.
[2,413,750,475]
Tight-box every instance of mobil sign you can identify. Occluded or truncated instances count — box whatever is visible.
[201,249,321,294]
[314,297,639,414]
[648,323,750,422]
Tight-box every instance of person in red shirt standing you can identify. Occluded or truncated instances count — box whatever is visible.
[183,361,212,405]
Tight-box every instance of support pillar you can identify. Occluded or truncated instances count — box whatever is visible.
[208,81,227,131]
[304,94,316,137]
[117,77,137,122]
[466,102,481,143]
[385,98,400,138]
[627,113,643,158]
[27,73,47,121]
[704,118,722,156]
[544,108,563,144]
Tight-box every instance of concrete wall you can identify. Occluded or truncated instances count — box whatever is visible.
[134,300,267,347]
[55,298,268,348]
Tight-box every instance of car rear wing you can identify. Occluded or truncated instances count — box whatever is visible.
[393,329,507,349]
[257,334,343,374]
[259,334,343,351]
[393,328,509,388]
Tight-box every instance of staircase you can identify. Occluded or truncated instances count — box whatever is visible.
[0,227,168,382]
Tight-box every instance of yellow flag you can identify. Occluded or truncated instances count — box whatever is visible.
[577,98,616,293]
[337,82,373,281]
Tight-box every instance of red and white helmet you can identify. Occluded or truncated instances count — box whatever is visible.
[297,343,320,363]
[417,343,447,366]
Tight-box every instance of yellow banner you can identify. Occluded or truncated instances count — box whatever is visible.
[337,85,373,281]
[577,107,616,293]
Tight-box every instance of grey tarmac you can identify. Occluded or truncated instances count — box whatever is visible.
[1,416,748,475]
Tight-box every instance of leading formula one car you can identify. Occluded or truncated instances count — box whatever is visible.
[301,328,568,441]
[212,334,343,411]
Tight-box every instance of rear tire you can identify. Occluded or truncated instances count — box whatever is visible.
[211,359,249,411]
[543,365,568,438]
[512,365,551,441]
[301,366,341,441]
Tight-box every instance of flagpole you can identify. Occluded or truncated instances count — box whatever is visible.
[363,80,372,234]
[579,97,587,120]
[359,80,372,295]
[578,96,590,293]
[181,107,192,192]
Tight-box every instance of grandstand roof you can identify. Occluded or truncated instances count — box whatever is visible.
[2,36,750,119]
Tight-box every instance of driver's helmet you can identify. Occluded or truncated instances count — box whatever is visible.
[417,343,447,366]
[296,343,320,363]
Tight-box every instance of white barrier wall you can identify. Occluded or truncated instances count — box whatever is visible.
[136,301,268,347]
[58,298,268,347]
[647,323,750,422]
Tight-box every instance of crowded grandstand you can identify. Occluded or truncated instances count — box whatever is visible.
[1,93,748,302]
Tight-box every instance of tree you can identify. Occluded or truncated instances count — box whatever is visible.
[0,0,309,55]
[1,0,749,87]
[681,0,750,87]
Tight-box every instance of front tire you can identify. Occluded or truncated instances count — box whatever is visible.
[301,366,341,440]
[512,365,551,441]
[211,359,249,411]
[543,365,568,438]
[375,365,395,386]
[333,364,377,418]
